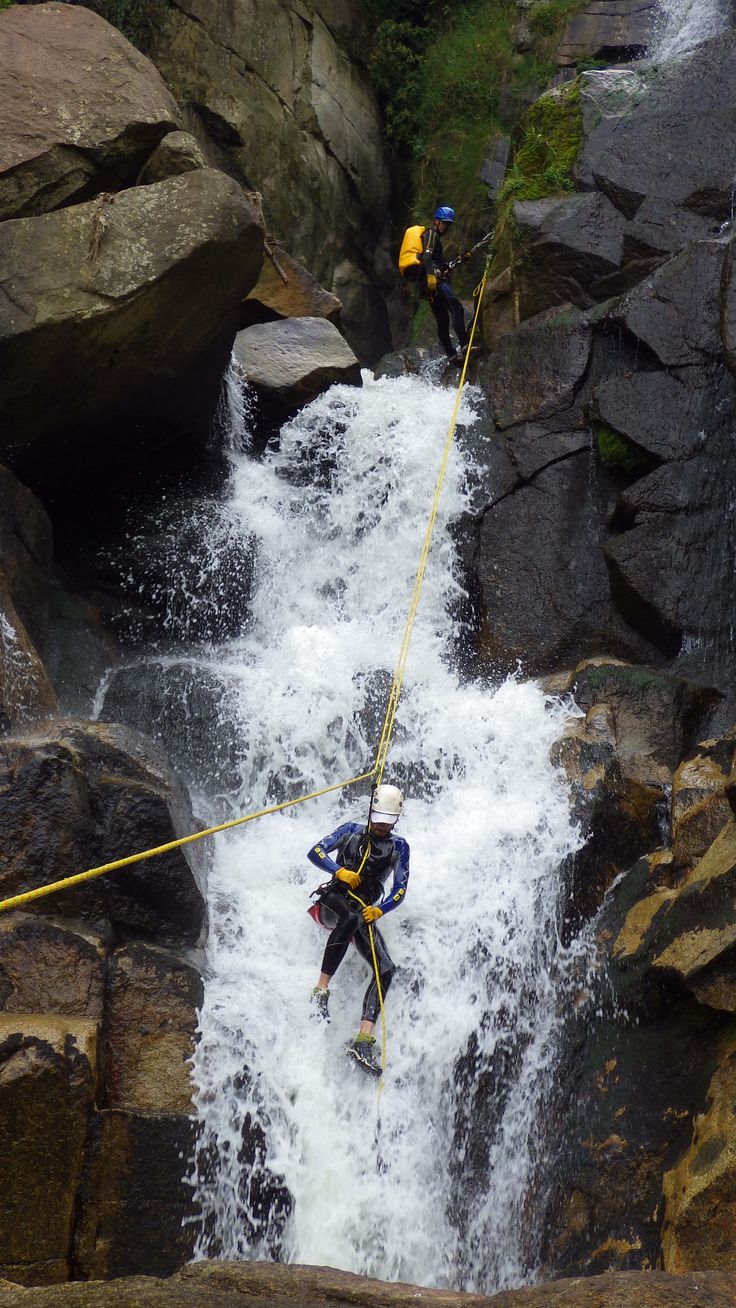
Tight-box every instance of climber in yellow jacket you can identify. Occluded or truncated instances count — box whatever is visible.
[399,206,470,361]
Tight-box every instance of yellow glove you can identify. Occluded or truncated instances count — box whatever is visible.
[336,867,361,889]
[426,273,438,294]
[362,905,383,924]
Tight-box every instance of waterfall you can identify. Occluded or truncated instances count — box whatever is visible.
[650,0,730,59]
[111,366,582,1291]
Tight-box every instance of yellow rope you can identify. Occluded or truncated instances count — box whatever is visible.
[0,274,488,917]
[373,271,488,786]
[0,767,374,914]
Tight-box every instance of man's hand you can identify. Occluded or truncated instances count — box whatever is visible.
[362,905,383,923]
[426,272,438,293]
[336,867,361,889]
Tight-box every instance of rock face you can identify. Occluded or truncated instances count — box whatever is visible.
[0,2,180,221]
[0,720,206,945]
[241,248,343,329]
[468,32,736,711]
[0,1261,733,1308]
[147,0,392,359]
[233,317,362,410]
[0,719,205,1284]
[556,0,656,68]
[0,170,263,484]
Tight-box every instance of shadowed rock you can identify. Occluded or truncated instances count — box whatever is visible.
[0,170,263,485]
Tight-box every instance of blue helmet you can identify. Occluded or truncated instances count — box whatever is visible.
[434,206,455,222]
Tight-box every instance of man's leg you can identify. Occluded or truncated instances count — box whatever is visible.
[353,923,396,1032]
[440,282,469,351]
[430,291,455,358]
[314,890,360,986]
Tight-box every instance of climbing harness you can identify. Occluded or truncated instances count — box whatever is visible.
[0,273,489,926]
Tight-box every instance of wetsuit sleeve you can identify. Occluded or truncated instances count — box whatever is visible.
[307,823,358,875]
[378,838,410,914]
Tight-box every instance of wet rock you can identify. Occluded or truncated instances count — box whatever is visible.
[106,941,202,1113]
[556,0,656,68]
[671,736,736,870]
[73,1108,197,1279]
[565,659,719,780]
[0,915,105,1019]
[612,819,736,995]
[662,1036,736,1271]
[0,2,179,221]
[553,704,662,924]
[138,131,206,185]
[0,170,263,486]
[241,247,342,330]
[473,454,646,675]
[99,660,246,797]
[0,467,52,653]
[612,242,725,367]
[576,40,736,227]
[0,1021,97,1285]
[233,317,362,410]
[0,592,58,735]
[0,720,206,946]
[479,306,592,429]
[513,192,626,319]
[542,996,723,1277]
[592,371,707,464]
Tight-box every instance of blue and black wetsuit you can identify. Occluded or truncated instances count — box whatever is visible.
[307,822,410,1023]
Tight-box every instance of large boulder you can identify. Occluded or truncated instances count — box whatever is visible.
[0,170,263,485]
[0,721,206,946]
[233,317,362,410]
[0,1021,97,1285]
[147,1,392,359]
[512,192,627,319]
[0,2,180,222]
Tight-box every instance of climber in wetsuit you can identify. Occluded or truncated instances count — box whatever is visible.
[307,783,410,1076]
[399,206,470,361]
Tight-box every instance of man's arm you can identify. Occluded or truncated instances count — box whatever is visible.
[307,822,358,875]
[378,838,410,914]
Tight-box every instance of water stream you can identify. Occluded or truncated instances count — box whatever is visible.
[97,368,588,1289]
[650,0,729,59]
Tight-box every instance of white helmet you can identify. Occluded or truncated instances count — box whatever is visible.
[371,783,404,824]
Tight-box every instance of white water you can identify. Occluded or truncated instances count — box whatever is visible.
[650,0,729,59]
[171,369,584,1290]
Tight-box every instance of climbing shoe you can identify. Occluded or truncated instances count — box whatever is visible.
[346,1033,382,1078]
[310,986,330,1023]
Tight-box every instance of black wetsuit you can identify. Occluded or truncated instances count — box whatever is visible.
[307,823,410,1024]
[403,226,469,359]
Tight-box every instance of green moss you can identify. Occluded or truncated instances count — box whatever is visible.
[87,0,168,48]
[594,424,652,476]
[0,1,15,11]
[369,0,589,287]
[496,80,583,213]
[409,298,431,345]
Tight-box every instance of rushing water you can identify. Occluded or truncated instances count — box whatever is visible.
[650,0,730,59]
[102,367,583,1290]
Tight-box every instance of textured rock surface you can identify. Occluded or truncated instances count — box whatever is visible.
[105,941,202,1112]
[512,192,626,319]
[0,1262,735,1307]
[138,130,206,184]
[0,721,206,946]
[241,248,342,329]
[233,317,362,409]
[0,916,106,1019]
[662,1036,736,1271]
[0,170,263,482]
[0,2,180,222]
[0,1023,97,1285]
[148,0,391,359]
[556,0,656,67]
